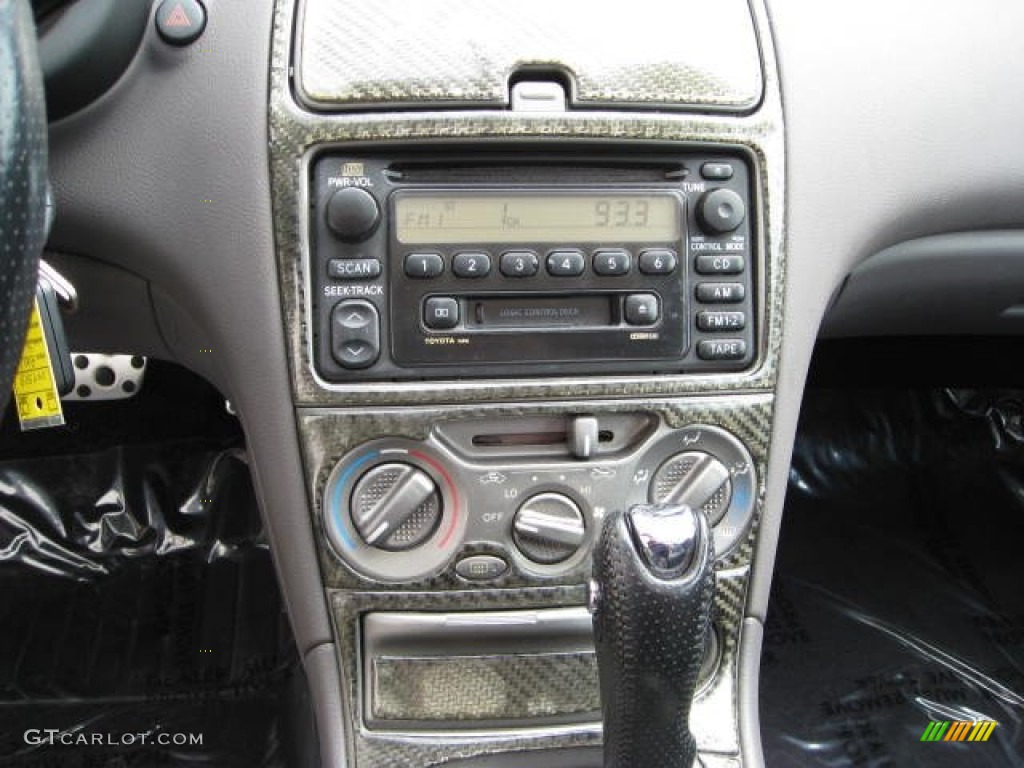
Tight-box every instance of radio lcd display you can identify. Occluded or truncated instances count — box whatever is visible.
[395,193,681,244]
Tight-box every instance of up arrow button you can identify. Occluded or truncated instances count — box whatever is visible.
[331,300,380,369]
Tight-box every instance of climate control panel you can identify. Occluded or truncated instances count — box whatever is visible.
[321,415,756,583]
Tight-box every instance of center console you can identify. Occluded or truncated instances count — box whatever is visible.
[268,0,785,765]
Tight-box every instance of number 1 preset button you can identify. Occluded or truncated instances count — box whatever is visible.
[404,252,444,278]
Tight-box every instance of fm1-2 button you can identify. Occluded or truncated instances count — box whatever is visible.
[697,311,746,331]
[331,300,380,369]
[624,294,659,325]
[424,297,459,330]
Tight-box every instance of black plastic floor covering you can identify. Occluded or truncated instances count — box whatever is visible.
[0,363,298,767]
[762,388,1024,766]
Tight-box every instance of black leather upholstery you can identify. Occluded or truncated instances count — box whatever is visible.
[591,506,715,768]
[0,0,47,416]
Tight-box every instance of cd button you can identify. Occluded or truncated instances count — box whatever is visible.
[405,252,444,278]
[547,250,585,277]
[624,294,659,325]
[594,249,632,276]
[424,297,459,330]
[639,249,677,275]
[695,254,745,275]
[452,252,492,278]
[696,282,746,303]
[500,250,540,277]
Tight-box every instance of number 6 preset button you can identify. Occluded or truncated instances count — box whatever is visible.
[500,250,539,277]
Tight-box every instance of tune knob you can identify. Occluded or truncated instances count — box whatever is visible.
[696,188,745,235]
[325,187,380,242]
[513,493,586,565]
[350,463,442,551]
[650,452,732,526]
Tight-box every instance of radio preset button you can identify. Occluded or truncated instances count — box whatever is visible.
[500,250,539,277]
[547,250,585,277]
[695,254,745,275]
[331,300,380,369]
[453,252,492,278]
[624,293,660,326]
[424,297,459,330]
[328,258,382,280]
[697,311,746,332]
[696,282,746,303]
[594,249,631,276]
[405,252,444,278]
[700,162,735,181]
[639,249,677,275]
[697,339,747,361]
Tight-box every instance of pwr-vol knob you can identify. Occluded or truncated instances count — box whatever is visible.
[513,493,586,564]
[350,463,442,551]
[650,452,732,526]
[325,187,380,242]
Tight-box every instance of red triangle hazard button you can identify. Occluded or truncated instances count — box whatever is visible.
[164,4,192,28]
[156,0,206,46]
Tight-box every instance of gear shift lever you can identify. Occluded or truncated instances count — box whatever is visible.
[590,503,715,768]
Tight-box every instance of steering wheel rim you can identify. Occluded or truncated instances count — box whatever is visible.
[0,0,48,418]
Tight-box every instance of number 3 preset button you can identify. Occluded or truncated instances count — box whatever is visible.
[500,250,539,277]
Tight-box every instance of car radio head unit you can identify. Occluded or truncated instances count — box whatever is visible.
[310,151,757,381]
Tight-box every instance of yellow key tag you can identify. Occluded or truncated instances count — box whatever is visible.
[12,297,65,431]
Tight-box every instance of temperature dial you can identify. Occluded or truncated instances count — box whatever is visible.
[513,493,586,565]
[350,463,442,551]
[650,452,732,526]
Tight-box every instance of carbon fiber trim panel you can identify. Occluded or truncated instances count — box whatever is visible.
[270,0,785,407]
[303,397,765,765]
[296,0,763,112]
[331,570,749,767]
[371,652,600,722]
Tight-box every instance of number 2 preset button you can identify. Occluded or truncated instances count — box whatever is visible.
[500,250,539,277]
[452,252,491,278]
[404,252,444,278]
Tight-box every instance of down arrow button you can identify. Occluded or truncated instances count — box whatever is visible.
[331,300,380,369]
